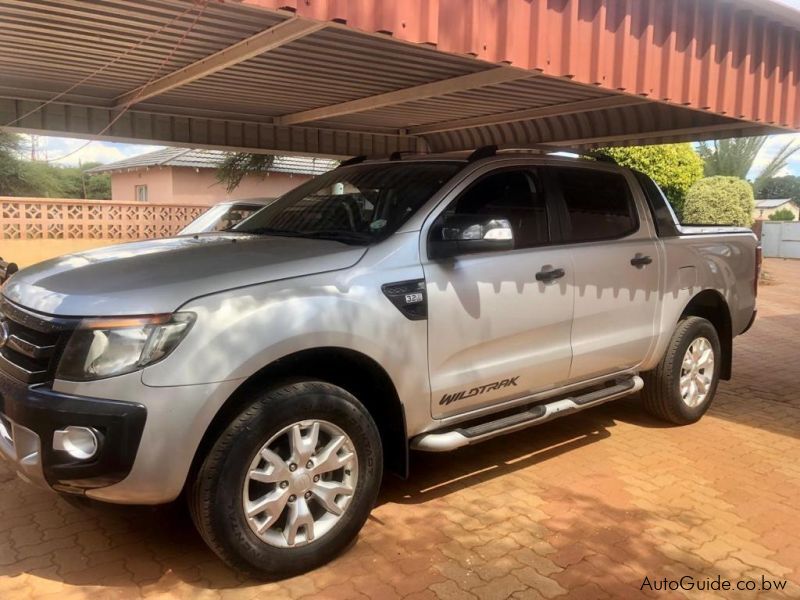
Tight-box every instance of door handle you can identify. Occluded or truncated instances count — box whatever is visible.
[535,267,566,282]
[630,254,653,267]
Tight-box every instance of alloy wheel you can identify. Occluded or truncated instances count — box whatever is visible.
[679,337,715,408]
[242,419,358,548]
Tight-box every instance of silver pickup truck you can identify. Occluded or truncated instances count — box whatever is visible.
[0,148,759,577]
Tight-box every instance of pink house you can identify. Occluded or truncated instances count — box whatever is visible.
[88,148,338,206]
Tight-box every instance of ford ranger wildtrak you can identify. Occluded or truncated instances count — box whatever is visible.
[0,148,759,577]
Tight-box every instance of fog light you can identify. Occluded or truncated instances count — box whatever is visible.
[53,426,99,460]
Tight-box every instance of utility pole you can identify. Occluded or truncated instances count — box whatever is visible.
[29,135,39,161]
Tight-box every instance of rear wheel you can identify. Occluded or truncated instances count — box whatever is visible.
[190,381,383,578]
[642,316,721,424]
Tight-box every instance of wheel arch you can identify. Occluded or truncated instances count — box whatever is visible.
[189,347,409,485]
[679,289,733,380]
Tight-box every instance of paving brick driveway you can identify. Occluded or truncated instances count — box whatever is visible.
[1,258,799,599]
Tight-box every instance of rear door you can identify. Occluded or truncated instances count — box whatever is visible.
[546,165,660,381]
[423,165,574,419]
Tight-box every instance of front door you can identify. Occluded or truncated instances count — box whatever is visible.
[423,167,574,419]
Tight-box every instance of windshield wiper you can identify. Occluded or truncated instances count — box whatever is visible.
[236,226,372,245]
[293,230,373,245]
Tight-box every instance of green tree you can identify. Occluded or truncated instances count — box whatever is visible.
[216,153,275,192]
[82,171,111,199]
[697,136,800,195]
[0,140,112,199]
[58,163,111,200]
[591,143,703,218]
[0,131,25,195]
[683,176,754,227]
[757,175,800,202]
[15,160,63,197]
[767,207,796,221]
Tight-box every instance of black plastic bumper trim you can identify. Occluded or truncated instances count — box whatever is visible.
[0,372,146,492]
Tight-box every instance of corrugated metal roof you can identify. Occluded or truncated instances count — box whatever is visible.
[0,0,797,156]
[756,199,796,209]
[149,27,490,118]
[0,0,285,97]
[87,148,338,175]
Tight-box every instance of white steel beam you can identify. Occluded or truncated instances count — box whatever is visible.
[542,121,763,147]
[274,67,536,126]
[408,95,651,135]
[114,17,326,108]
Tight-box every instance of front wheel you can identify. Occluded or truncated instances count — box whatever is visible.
[641,316,721,425]
[190,381,383,578]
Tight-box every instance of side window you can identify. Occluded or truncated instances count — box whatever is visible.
[448,169,548,249]
[554,168,637,242]
[634,171,680,237]
[219,205,261,230]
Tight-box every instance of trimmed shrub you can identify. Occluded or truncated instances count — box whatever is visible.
[683,177,754,227]
[592,143,704,219]
[767,207,795,221]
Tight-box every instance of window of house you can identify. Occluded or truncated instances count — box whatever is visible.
[135,185,148,202]
[553,168,638,242]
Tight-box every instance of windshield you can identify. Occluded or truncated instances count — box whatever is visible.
[233,161,462,244]
[180,203,267,235]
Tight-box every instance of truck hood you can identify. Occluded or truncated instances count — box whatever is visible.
[2,233,367,316]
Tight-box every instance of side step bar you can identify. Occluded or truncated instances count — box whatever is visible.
[411,376,643,452]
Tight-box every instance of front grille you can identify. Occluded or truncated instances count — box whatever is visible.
[0,299,76,384]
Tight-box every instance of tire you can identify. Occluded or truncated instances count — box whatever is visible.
[189,381,383,578]
[641,316,721,425]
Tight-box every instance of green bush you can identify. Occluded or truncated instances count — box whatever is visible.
[683,176,754,227]
[592,143,704,219]
[767,207,795,221]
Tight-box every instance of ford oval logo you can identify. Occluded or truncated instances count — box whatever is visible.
[0,321,8,349]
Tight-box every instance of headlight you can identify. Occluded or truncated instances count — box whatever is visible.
[57,313,195,381]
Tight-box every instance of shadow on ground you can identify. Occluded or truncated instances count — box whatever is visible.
[0,401,628,590]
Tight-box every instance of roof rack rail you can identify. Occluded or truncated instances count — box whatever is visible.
[467,145,498,162]
[466,144,617,165]
[338,155,367,167]
[389,150,419,161]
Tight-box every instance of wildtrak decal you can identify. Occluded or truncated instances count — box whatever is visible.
[439,377,519,406]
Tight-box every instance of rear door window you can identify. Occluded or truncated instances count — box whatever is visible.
[552,167,638,242]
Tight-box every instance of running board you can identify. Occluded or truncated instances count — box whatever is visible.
[411,376,643,452]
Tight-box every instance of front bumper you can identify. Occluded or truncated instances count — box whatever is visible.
[0,371,146,494]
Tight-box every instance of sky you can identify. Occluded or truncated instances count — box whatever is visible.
[27,137,165,167]
[19,0,800,180]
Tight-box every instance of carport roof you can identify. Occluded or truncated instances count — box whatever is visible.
[0,0,798,157]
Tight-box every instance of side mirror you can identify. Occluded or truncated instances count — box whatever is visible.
[429,215,514,259]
